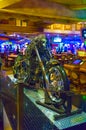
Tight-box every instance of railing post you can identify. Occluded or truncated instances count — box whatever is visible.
[17,82,24,130]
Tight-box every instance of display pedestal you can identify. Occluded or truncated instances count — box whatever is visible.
[1,74,86,130]
[25,89,86,130]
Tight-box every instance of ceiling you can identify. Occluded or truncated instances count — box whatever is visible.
[0,0,86,25]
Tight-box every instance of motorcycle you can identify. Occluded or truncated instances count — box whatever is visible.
[13,35,78,117]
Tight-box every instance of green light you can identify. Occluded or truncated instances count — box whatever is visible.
[84,40,86,46]
[82,95,86,100]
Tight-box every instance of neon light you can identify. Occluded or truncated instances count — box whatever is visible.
[82,95,86,100]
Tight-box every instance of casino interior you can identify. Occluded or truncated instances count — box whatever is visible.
[0,0,86,130]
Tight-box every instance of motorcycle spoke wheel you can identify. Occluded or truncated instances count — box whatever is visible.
[49,67,64,91]
[47,66,69,102]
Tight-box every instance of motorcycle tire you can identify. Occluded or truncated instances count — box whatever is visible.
[45,65,70,104]
[47,65,69,91]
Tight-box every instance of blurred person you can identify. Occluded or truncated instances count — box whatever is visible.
[0,57,2,70]
[16,45,20,54]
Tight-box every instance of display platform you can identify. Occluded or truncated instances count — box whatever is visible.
[0,73,86,130]
[24,89,86,130]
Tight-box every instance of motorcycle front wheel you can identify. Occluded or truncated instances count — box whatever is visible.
[46,65,69,103]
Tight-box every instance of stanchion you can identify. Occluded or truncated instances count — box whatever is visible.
[17,81,24,130]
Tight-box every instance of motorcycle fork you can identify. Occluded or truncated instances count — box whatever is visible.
[35,46,49,88]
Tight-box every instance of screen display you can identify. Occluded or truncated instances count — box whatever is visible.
[53,37,62,42]
[73,59,82,65]
[82,28,86,39]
